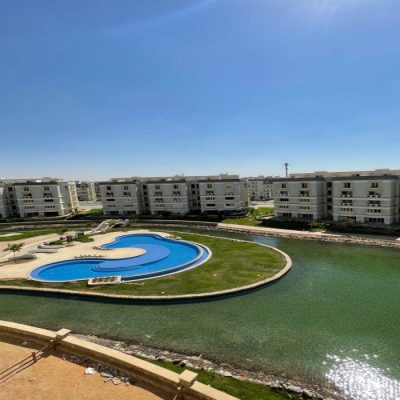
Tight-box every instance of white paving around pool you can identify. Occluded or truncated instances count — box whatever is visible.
[0,230,172,280]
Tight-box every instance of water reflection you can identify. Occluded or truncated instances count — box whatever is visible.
[325,352,400,400]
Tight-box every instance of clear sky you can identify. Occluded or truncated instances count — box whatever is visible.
[1,0,399,180]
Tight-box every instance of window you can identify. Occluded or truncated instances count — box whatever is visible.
[173,184,179,190]
[301,183,308,188]
[281,183,287,188]
[106,186,111,190]
[44,186,50,191]
[124,186,129,190]
[343,182,351,188]
[23,187,30,191]
[155,185,161,190]
[370,182,379,188]
[207,184,213,189]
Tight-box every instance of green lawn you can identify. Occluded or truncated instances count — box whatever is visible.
[0,228,67,242]
[222,207,274,227]
[0,231,286,297]
[150,359,295,400]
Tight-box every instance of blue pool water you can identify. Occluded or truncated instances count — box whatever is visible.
[30,234,210,282]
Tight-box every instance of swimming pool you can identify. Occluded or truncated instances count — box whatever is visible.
[29,234,211,282]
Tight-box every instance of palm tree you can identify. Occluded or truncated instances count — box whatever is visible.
[3,243,24,263]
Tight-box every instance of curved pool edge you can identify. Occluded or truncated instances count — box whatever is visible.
[28,233,207,283]
[0,234,291,301]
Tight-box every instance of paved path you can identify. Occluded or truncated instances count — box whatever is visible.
[0,234,61,259]
[0,341,161,400]
[217,223,332,238]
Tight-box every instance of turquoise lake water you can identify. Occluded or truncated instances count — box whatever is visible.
[0,228,399,399]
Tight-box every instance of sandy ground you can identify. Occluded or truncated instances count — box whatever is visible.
[0,341,162,400]
[0,230,170,280]
[0,232,22,237]
[0,234,61,256]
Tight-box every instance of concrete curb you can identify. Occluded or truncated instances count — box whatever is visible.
[0,233,292,301]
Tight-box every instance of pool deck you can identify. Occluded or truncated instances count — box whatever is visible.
[0,230,170,280]
[0,340,162,400]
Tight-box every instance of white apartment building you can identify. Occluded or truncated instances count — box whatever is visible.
[198,178,249,214]
[273,169,400,225]
[145,180,190,215]
[273,178,327,220]
[12,180,79,218]
[0,184,9,219]
[98,174,249,216]
[75,181,97,201]
[99,180,142,216]
[247,177,274,201]
[332,176,399,225]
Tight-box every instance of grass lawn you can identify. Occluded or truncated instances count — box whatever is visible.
[222,207,274,227]
[0,231,286,297]
[149,359,295,400]
[0,228,68,242]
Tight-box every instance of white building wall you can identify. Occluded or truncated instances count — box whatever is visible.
[332,178,399,225]
[273,179,327,220]
[248,178,274,201]
[60,182,79,214]
[99,182,142,216]
[0,185,9,219]
[13,182,67,217]
[147,181,190,215]
[76,182,97,201]
[199,180,247,213]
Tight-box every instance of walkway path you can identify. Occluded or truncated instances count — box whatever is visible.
[0,340,161,400]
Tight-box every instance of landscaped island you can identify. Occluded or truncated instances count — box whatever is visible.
[0,231,289,299]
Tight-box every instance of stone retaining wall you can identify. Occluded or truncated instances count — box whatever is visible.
[0,320,237,400]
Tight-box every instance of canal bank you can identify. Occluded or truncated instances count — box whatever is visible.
[0,228,399,400]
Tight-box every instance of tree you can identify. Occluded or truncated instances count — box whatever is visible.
[310,220,326,232]
[3,243,24,263]
[345,218,356,233]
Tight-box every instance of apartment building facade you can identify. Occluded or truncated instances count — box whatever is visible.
[247,177,274,201]
[99,180,142,216]
[11,180,79,218]
[198,178,248,214]
[273,177,327,220]
[0,184,9,219]
[332,176,399,224]
[273,169,400,225]
[98,175,249,216]
[75,181,97,201]
[145,180,190,215]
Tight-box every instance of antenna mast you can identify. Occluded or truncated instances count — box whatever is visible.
[284,162,289,178]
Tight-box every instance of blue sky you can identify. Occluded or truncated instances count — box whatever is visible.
[1,0,399,180]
